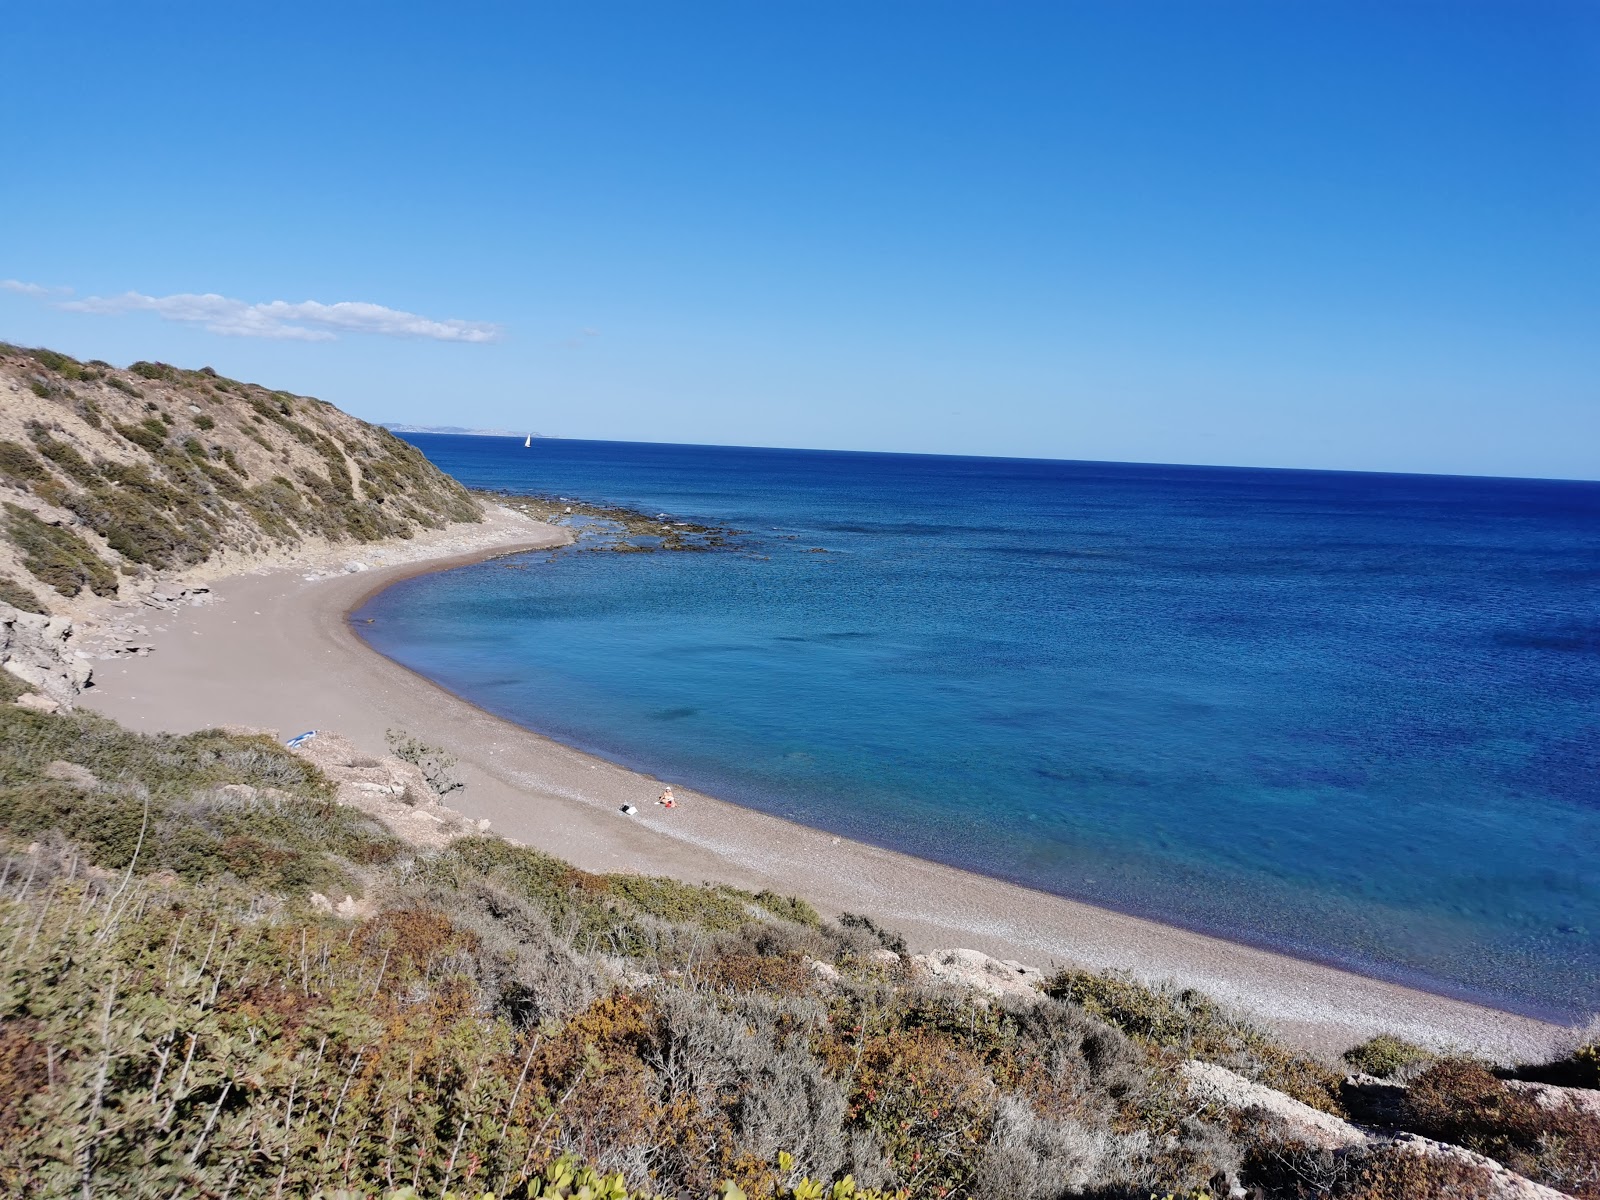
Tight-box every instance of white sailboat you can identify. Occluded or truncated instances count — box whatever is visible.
[524,433,532,448]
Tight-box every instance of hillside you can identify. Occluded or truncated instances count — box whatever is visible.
[0,343,480,619]
[1,701,1597,1200]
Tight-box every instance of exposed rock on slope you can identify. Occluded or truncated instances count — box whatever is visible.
[912,946,1047,1001]
[1181,1059,1369,1150]
[285,729,483,850]
[0,602,92,709]
[1389,1133,1576,1200]
[0,344,481,619]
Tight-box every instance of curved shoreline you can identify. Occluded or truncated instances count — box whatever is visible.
[81,509,1566,1062]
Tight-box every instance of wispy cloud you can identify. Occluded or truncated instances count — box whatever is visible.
[43,288,501,343]
[1,279,71,297]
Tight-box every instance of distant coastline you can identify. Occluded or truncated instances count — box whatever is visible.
[381,422,558,438]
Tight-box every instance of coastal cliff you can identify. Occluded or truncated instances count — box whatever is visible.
[0,344,482,704]
[0,343,480,617]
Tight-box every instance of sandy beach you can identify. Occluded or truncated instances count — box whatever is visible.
[79,506,1565,1062]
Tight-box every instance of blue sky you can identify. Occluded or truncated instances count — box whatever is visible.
[3,1,1595,478]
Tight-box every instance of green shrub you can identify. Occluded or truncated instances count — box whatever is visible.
[0,706,397,892]
[25,347,84,379]
[113,418,167,452]
[194,413,216,430]
[753,889,823,928]
[1343,1034,1433,1079]
[837,912,907,955]
[2,502,118,597]
[607,874,754,931]
[0,440,49,489]
[73,396,104,428]
[128,359,177,381]
[0,668,27,704]
[26,426,99,484]
[1044,968,1345,1115]
[0,575,46,614]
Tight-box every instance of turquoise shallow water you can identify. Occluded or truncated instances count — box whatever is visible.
[357,436,1600,1020]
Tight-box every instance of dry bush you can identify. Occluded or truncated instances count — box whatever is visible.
[1043,969,1344,1115]
[653,988,855,1189]
[1002,995,1149,1119]
[1402,1057,1600,1198]
[700,951,814,996]
[975,1094,1114,1198]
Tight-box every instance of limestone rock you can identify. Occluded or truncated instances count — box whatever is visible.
[1390,1132,1574,1200]
[1181,1060,1367,1150]
[287,728,471,849]
[912,947,1046,1001]
[806,957,842,986]
[1505,1078,1600,1120]
[1,602,92,707]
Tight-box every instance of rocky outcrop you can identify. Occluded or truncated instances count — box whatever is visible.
[1340,1071,1410,1127]
[1180,1060,1368,1150]
[1,600,92,708]
[281,729,483,850]
[1196,1064,1579,1199]
[1389,1132,1575,1200]
[1506,1078,1600,1120]
[912,947,1046,1001]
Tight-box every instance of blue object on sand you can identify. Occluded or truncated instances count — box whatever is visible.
[285,730,319,749]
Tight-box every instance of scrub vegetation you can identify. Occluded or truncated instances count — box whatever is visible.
[0,344,481,609]
[1,699,1596,1200]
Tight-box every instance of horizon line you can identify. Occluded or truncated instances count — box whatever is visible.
[395,429,1600,488]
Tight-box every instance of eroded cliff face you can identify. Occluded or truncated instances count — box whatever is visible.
[0,344,481,621]
[0,600,92,710]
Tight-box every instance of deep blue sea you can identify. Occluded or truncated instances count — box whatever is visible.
[357,436,1600,1020]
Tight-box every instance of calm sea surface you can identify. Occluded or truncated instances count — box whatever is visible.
[357,436,1600,1020]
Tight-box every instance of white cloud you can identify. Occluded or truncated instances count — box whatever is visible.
[2,279,70,296]
[54,289,502,343]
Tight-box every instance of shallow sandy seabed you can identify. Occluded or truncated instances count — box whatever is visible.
[80,506,1564,1062]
